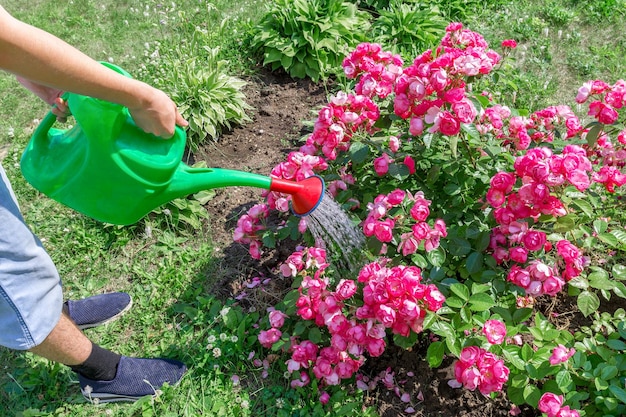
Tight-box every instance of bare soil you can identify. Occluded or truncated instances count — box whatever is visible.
[187,68,606,417]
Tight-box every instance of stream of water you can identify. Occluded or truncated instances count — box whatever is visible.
[305,193,366,271]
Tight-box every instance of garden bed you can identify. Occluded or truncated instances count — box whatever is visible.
[188,67,625,416]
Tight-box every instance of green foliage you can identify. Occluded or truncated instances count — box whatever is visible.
[369,1,447,60]
[570,0,626,23]
[150,43,252,151]
[251,0,370,82]
[540,1,575,26]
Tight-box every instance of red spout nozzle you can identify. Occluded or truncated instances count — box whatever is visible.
[269,175,325,216]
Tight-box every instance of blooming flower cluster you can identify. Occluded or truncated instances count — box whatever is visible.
[576,79,626,125]
[538,393,580,417]
[486,146,591,295]
[391,22,501,138]
[232,203,269,259]
[362,189,447,256]
[300,91,380,161]
[342,42,404,99]
[476,103,584,151]
[453,346,510,395]
[260,248,445,388]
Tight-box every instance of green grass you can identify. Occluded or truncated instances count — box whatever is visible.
[1,0,625,416]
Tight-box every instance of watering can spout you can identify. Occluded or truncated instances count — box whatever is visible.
[19,62,325,225]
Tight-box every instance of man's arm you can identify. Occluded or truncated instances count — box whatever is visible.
[0,5,187,137]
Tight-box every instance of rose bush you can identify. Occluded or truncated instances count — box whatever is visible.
[236,22,626,417]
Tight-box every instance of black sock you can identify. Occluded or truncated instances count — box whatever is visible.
[69,342,122,381]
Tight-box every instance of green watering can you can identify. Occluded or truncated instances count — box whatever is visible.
[20,63,324,225]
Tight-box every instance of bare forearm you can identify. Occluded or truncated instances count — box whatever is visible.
[0,5,151,109]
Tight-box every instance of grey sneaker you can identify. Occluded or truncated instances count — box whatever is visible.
[66,292,132,330]
[78,356,187,403]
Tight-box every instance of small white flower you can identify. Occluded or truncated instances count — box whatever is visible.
[230,335,238,343]
[241,400,249,409]
[212,347,221,358]
[219,333,228,341]
[207,334,217,343]
[220,307,230,317]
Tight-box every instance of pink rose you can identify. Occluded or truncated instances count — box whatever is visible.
[490,172,517,192]
[268,310,287,328]
[538,392,563,417]
[509,246,528,263]
[549,344,575,365]
[319,391,330,405]
[482,319,507,344]
[409,116,425,136]
[403,155,416,174]
[335,279,357,300]
[374,154,392,176]
[452,99,477,123]
[501,39,517,48]
[258,328,282,348]
[374,218,395,242]
[389,136,400,152]
[438,111,461,136]
[522,230,547,252]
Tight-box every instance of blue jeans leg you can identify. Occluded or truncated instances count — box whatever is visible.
[0,163,62,350]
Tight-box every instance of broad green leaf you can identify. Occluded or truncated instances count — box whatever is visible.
[613,282,626,299]
[349,142,370,164]
[598,232,619,248]
[613,264,626,280]
[513,308,533,324]
[595,378,609,391]
[427,247,446,267]
[585,123,604,146]
[555,369,573,391]
[449,135,458,158]
[594,219,609,234]
[554,214,577,233]
[426,341,445,368]
[589,271,615,290]
[466,252,484,275]
[468,293,494,312]
[448,237,472,256]
[502,346,526,370]
[450,283,470,301]
[611,229,626,247]
[443,183,461,196]
[388,163,410,180]
[568,276,589,290]
[523,384,542,407]
[609,384,626,405]
[308,327,322,344]
[571,198,594,217]
[445,296,465,309]
[577,290,600,317]
[393,331,418,349]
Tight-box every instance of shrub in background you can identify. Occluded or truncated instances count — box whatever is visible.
[250,0,370,82]
[137,29,251,150]
[369,0,447,61]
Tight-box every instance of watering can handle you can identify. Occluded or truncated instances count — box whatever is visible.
[32,92,72,141]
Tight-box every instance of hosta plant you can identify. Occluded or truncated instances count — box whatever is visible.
[250,0,370,82]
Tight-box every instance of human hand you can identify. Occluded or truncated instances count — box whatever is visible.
[126,84,188,139]
[16,76,70,122]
